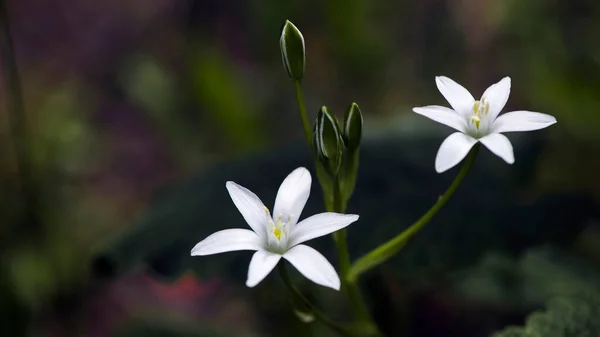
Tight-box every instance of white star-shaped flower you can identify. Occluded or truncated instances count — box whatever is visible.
[413,76,557,173]
[191,167,359,290]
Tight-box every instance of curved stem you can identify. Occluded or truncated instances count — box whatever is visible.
[348,144,480,282]
[294,80,312,144]
[278,262,353,336]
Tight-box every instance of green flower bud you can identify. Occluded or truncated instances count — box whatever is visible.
[312,120,324,161]
[316,106,342,161]
[280,20,305,80]
[343,102,363,151]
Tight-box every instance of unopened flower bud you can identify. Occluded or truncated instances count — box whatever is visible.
[343,102,363,151]
[280,20,305,80]
[315,106,343,161]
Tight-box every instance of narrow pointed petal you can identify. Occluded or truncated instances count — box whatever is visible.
[191,229,261,256]
[481,77,511,121]
[283,245,340,290]
[246,250,281,287]
[479,133,514,164]
[435,76,475,116]
[491,110,557,133]
[435,132,478,173]
[412,106,467,132]
[288,213,359,247]
[226,181,268,238]
[273,167,312,226]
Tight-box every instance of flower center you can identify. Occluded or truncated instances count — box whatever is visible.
[470,99,489,129]
[271,215,290,240]
[264,206,291,243]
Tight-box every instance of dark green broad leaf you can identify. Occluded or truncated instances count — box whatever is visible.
[92,133,598,285]
[491,293,600,337]
[484,246,600,337]
[365,245,600,337]
[451,246,600,309]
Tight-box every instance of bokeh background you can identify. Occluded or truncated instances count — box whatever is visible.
[2,0,600,336]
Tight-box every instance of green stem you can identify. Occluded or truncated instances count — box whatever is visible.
[290,78,379,336]
[341,148,360,201]
[292,80,333,210]
[0,0,41,230]
[332,175,380,336]
[294,80,312,144]
[278,262,353,336]
[332,175,350,278]
[348,144,480,283]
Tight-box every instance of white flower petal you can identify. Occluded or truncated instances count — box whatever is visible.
[191,229,262,256]
[435,132,478,173]
[288,213,359,247]
[479,133,514,164]
[283,244,340,290]
[412,105,467,132]
[226,181,268,238]
[435,76,475,117]
[481,77,511,121]
[491,110,557,133]
[273,167,311,226]
[246,250,281,287]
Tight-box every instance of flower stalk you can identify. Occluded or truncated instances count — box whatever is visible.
[189,18,560,337]
[294,80,312,145]
[331,174,377,333]
[283,21,379,335]
[290,79,379,334]
[277,262,353,336]
[347,144,480,283]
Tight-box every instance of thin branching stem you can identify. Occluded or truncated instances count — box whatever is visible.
[348,144,480,282]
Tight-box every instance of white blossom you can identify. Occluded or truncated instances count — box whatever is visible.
[413,76,557,173]
[191,167,358,290]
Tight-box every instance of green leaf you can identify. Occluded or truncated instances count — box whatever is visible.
[491,294,600,337]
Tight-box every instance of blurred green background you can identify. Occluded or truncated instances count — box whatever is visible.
[1,0,600,336]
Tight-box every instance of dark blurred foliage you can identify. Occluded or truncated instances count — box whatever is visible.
[487,247,600,337]
[1,0,600,336]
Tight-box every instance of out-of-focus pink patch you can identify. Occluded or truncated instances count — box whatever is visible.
[146,273,223,305]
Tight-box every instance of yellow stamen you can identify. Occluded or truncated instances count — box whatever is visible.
[471,115,481,128]
[270,215,287,241]
[273,228,281,240]
[268,213,293,242]
[470,99,489,129]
